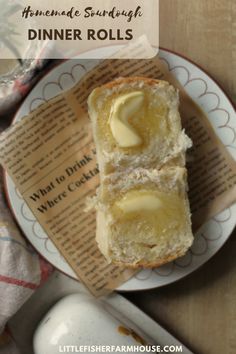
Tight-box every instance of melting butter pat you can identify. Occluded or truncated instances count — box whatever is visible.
[109,91,144,147]
[116,190,162,213]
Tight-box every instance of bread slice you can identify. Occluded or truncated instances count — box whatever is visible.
[95,167,193,267]
[87,77,193,268]
[88,77,192,176]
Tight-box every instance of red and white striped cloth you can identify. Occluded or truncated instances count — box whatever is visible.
[0,58,55,351]
[0,168,53,350]
[0,168,53,323]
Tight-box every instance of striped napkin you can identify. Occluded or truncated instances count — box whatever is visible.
[0,165,53,350]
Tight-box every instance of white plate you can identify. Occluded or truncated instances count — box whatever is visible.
[5,49,236,291]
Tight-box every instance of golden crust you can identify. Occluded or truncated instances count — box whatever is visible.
[111,248,187,269]
[94,76,167,92]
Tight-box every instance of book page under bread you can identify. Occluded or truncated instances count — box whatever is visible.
[0,38,235,295]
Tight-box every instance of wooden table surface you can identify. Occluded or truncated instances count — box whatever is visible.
[125,1,236,354]
[0,1,235,353]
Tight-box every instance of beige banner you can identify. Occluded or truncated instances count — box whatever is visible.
[0,0,159,59]
[0,41,235,296]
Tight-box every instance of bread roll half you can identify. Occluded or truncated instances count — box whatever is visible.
[96,167,193,267]
[88,77,192,176]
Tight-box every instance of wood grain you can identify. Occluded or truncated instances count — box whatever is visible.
[159,0,236,105]
[125,1,236,353]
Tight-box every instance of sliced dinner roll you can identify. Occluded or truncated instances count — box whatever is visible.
[88,77,193,268]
